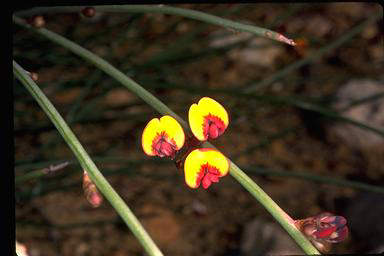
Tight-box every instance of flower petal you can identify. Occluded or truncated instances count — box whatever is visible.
[188,103,206,141]
[198,97,229,126]
[159,116,185,150]
[202,175,212,189]
[188,97,229,141]
[142,115,185,157]
[142,118,161,156]
[184,148,230,189]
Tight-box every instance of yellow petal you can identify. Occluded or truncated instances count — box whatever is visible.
[158,116,185,150]
[142,115,185,156]
[198,97,229,126]
[184,148,230,189]
[188,103,206,141]
[188,97,229,141]
[142,118,161,156]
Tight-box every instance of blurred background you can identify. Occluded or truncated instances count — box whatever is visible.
[14,3,383,256]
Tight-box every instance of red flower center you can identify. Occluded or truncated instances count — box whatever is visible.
[203,114,226,140]
[197,163,221,189]
[152,131,177,158]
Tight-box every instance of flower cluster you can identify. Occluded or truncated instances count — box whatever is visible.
[142,97,229,189]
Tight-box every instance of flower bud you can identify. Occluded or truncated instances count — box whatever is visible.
[82,7,96,18]
[295,212,348,253]
[83,170,103,208]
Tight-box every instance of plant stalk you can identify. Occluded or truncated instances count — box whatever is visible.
[15,5,296,46]
[13,60,164,256]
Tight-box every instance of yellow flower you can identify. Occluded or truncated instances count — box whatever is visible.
[184,148,229,189]
[142,115,185,158]
[188,97,229,141]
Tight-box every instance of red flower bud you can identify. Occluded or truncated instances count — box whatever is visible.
[295,212,348,253]
[83,170,103,208]
[313,213,348,243]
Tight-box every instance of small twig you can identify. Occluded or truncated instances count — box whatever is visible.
[15,161,70,184]
[43,161,70,174]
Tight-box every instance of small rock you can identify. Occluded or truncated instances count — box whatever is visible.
[241,219,302,255]
[209,30,284,67]
[331,79,384,150]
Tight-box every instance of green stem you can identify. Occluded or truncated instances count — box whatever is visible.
[228,162,317,251]
[13,16,319,254]
[13,61,163,256]
[245,166,384,194]
[15,5,296,45]
[15,161,69,184]
[15,168,46,184]
[13,15,187,129]
[17,162,384,203]
[16,219,120,229]
[340,92,384,111]
[141,82,384,137]
[16,156,384,195]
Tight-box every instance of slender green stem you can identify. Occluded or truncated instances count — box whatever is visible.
[244,12,382,92]
[245,166,384,194]
[15,168,46,184]
[13,16,319,254]
[16,219,120,229]
[15,161,69,184]
[13,15,187,129]
[16,78,384,137]
[140,82,384,137]
[227,162,318,252]
[13,61,163,256]
[15,5,296,46]
[340,92,384,111]
[15,156,384,195]
[17,162,384,203]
